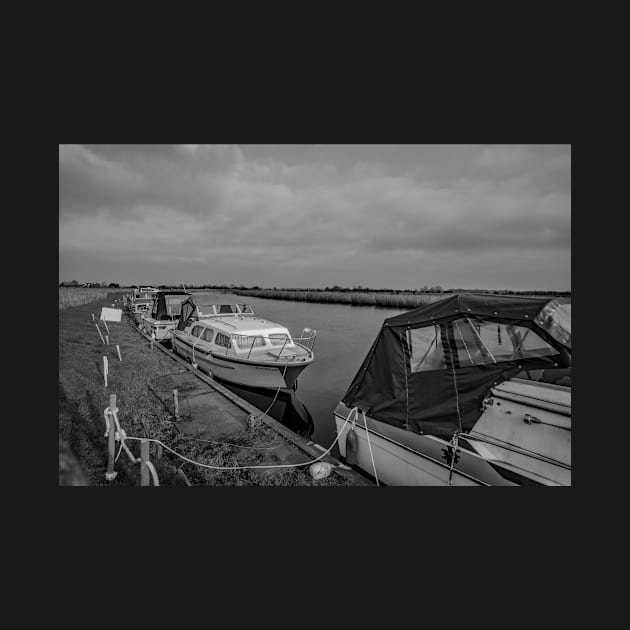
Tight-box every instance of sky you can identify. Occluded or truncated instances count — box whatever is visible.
[59,144,571,291]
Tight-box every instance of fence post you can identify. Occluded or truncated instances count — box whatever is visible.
[140,439,150,486]
[105,335,109,345]
[103,320,110,335]
[173,389,179,420]
[95,323,105,344]
[106,394,117,480]
[116,344,122,362]
[103,356,108,387]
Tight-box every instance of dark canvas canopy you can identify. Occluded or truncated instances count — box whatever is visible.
[342,293,571,439]
[177,297,198,331]
[151,291,190,320]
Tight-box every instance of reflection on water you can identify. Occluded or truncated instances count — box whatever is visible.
[215,378,314,438]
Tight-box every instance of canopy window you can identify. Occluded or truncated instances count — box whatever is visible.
[407,318,560,373]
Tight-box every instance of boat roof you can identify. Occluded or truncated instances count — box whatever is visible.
[195,315,290,336]
[384,293,557,328]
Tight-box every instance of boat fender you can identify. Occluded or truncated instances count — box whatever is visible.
[310,461,334,480]
[345,426,358,465]
[248,414,261,429]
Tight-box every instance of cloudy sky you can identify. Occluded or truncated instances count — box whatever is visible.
[59,144,571,290]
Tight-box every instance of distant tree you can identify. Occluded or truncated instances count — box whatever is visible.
[108,282,120,288]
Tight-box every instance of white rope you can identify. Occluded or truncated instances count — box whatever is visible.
[362,410,380,486]
[103,408,111,437]
[257,363,288,420]
[447,433,459,487]
[144,460,160,486]
[124,408,354,472]
[191,326,205,366]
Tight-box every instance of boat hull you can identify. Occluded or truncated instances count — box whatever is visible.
[172,334,308,390]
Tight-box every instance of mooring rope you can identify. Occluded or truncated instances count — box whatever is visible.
[123,407,354,472]
[362,410,380,486]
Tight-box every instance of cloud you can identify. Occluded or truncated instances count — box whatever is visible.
[59,144,571,289]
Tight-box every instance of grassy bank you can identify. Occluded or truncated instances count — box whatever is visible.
[233,289,450,308]
[59,287,128,310]
[58,293,350,486]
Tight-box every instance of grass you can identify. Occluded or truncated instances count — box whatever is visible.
[233,289,450,308]
[59,287,128,310]
[58,293,353,486]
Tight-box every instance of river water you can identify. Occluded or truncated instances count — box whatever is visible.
[189,291,404,454]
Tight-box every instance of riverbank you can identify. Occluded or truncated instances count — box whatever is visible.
[58,294,368,486]
[233,289,449,308]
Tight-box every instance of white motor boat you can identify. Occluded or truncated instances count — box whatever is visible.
[172,299,316,390]
[333,293,571,486]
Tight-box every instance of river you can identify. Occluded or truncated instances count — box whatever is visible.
[188,291,405,454]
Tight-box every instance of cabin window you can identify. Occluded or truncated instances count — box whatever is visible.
[191,326,204,338]
[215,332,231,348]
[238,304,253,314]
[219,304,236,314]
[233,335,266,350]
[203,328,214,343]
[269,333,290,346]
[407,318,560,372]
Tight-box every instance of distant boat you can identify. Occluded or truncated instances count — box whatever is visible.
[125,287,160,323]
[333,293,571,486]
[172,300,316,390]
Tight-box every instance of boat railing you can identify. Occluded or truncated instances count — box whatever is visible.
[221,328,316,360]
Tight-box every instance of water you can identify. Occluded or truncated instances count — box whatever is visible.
[189,291,404,454]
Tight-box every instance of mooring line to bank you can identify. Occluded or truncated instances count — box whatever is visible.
[125,408,354,471]
[104,401,355,478]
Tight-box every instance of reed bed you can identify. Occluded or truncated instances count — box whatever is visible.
[59,287,109,310]
[232,289,450,308]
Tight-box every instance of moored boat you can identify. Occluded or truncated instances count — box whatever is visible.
[333,293,571,486]
[140,290,191,341]
[172,299,316,390]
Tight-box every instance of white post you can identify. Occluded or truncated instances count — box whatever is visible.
[95,323,105,344]
[116,344,122,362]
[103,320,110,334]
[103,356,109,387]
[105,335,109,345]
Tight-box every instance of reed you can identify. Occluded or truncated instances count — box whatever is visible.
[59,287,110,310]
[232,289,450,308]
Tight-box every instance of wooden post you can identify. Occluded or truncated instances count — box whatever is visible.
[103,320,110,334]
[116,344,122,362]
[173,388,179,420]
[106,394,116,480]
[140,439,150,486]
[92,313,95,321]
[103,356,108,387]
[95,323,105,344]
[105,335,109,345]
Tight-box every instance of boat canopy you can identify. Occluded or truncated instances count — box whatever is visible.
[342,293,571,439]
[150,291,190,320]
